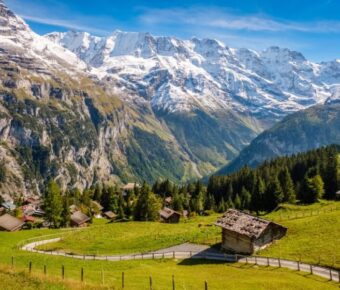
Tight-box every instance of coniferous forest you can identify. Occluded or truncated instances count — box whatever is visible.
[39,145,340,227]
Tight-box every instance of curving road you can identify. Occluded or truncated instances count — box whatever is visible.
[21,238,340,283]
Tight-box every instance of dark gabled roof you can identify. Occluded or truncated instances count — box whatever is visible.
[71,211,90,225]
[104,211,117,219]
[0,214,24,231]
[159,207,181,219]
[215,209,286,239]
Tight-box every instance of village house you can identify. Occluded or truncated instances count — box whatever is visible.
[164,196,172,206]
[70,211,90,227]
[336,190,340,200]
[103,211,117,221]
[121,183,140,194]
[1,200,16,211]
[215,209,287,255]
[0,214,25,232]
[159,207,181,223]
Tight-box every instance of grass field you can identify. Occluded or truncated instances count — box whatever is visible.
[0,212,339,289]
[36,215,221,255]
[260,200,340,268]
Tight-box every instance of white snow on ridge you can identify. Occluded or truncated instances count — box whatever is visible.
[45,29,340,116]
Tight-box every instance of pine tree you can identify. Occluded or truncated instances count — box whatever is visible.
[279,167,296,203]
[44,180,63,228]
[61,195,71,227]
[241,187,251,209]
[134,183,162,221]
[323,152,338,199]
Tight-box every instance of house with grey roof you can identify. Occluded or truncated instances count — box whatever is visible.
[215,209,287,254]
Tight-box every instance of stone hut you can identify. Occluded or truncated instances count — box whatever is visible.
[159,207,181,223]
[215,209,287,255]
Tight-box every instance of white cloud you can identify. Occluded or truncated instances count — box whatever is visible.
[139,7,340,33]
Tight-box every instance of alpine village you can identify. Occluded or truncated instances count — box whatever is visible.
[0,1,340,289]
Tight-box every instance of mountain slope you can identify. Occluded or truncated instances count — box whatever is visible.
[0,1,200,196]
[217,102,340,175]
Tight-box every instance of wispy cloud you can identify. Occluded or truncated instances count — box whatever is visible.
[139,7,340,33]
[20,15,111,35]
[5,0,113,35]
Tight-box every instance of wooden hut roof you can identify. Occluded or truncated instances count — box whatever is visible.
[215,209,286,239]
[0,214,24,231]
[71,211,90,225]
[159,207,181,219]
[104,211,117,219]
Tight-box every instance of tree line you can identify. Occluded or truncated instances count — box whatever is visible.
[43,145,339,227]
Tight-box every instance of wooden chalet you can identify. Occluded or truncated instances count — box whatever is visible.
[215,209,287,255]
[0,214,25,232]
[103,211,117,221]
[159,207,181,224]
[70,211,90,227]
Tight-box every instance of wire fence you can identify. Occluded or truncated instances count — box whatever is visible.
[17,237,340,287]
[273,205,340,222]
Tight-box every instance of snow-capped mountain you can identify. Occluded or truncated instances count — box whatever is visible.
[0,2,86,73]
[0,0,339,197]
[46,30,340,120]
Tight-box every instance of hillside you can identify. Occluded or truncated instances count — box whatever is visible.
[217,103,340,175]
[0,216,338,290]
[260,201,340,268]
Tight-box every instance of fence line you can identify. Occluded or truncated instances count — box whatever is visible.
[20,238,340,283]
[275,206,340,222]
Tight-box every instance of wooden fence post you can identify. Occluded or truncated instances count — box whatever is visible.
[338,271,340,283]
[81,268,84,282]
[61,265,65,280]
[297,260,300,271]
[205,281,208,290]
[122,272,125,288]
[172,275,175,290]
[330,269,333,281]
[44,265,47,275]
[11,256,14,267]
[310,264,313,274]
[173,251,175,259]
[255,256,257,265]
[267,257,269,267]
[149,276,153,290]
[101,269,104,285]
[29,261,32,274]
[278,258,281,268]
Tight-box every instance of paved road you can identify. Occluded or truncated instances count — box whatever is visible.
[21,238,340,283]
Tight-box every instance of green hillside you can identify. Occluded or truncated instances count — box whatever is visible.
[218,103,340,175]
[0,214,339,290]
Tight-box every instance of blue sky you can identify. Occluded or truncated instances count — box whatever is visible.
[5,0,340,61]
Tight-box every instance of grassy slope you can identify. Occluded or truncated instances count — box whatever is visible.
[0,215,338,289]
[260,200,340,268]
[37,215,220,255]
[0,265,102,290]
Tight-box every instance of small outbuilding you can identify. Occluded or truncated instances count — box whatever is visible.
[70,211,90,227]
[0,214,25,232]
[103,211,117,221]
[215,209,287,255]
[335,190,340,200]
[159,207,181,223]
